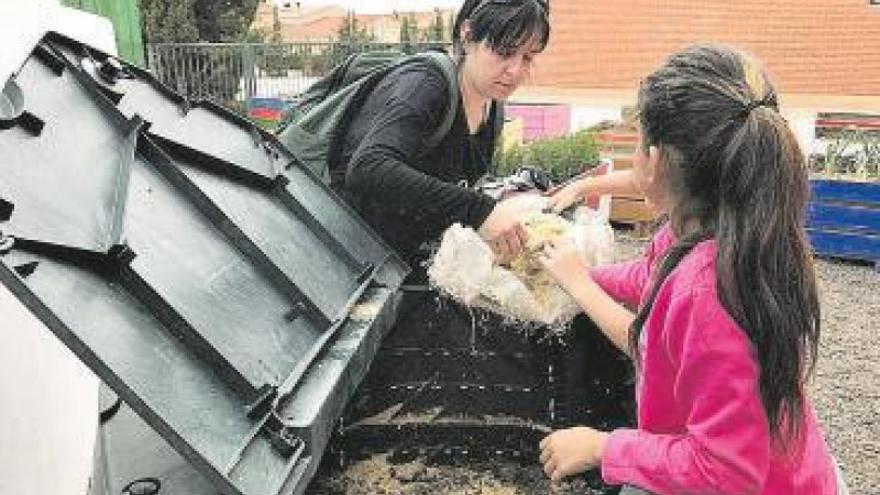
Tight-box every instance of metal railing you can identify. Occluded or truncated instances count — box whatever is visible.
[146,41,451,111]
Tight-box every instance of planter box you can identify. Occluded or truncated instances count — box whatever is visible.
[808,179,880,266]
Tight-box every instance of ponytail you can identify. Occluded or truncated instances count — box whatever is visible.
[716,106,820,444]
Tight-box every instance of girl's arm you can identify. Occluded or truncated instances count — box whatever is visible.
[546,170,639,214]
[542,285,771,493]
[554,271,633,354]
[537,235,637,353]
[600,286,771,495]
[539,224,676,351]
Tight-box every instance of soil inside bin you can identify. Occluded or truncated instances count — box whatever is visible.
[305,452,611,495]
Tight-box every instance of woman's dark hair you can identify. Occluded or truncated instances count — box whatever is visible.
[452,0,550,59]
[630,44,821,446]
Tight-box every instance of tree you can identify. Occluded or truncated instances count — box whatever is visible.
[426,8,445,42]
[399,13,420,52]
[448,11,456,40]
[406,13,420,42]
[192,0,260,42]
[324,11,377,69]
[399,14,410,43]
[141,0,198,43]
[336,11,375,45]
[270,5,283,43]
[142,0,260,43]
[141,0,261,105]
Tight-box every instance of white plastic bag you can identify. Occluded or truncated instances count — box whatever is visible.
[428,195,614,326]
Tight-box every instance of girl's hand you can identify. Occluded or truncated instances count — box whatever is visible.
[545,177,592,214]
[536,236,588,292]
[539,427,608,482]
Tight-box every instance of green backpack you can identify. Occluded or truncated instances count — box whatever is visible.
[276,50,459,184]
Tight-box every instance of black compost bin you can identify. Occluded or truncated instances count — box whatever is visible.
[0,32,633,495]
[341,289,634,462]
[0,33,408,495]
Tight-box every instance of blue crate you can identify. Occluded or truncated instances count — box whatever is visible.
[808,179,880,267]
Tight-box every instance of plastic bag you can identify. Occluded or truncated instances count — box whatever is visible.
[428,195,615,326]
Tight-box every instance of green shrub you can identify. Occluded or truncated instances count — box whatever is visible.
[493,129,600,181]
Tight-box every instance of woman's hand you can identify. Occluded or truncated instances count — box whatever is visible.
[545,177,592,214]
[479,198,529,263]
[536,235,588,292]
[488,225,527,265]
[539,427,608,482]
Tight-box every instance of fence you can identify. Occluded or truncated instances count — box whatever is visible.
[146,42,450,114]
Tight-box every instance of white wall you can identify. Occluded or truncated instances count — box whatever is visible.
[0,2,116,493]
[0,0,117,84]
[570,105,625,132]
[0,285,99,495]
[784,109,820,155]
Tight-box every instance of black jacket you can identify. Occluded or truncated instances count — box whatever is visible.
[335,60,499,280]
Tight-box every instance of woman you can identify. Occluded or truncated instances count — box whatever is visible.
[337,0,556,422]
[336,0,551,279]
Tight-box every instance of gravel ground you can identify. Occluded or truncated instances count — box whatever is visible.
[307,231,880,494]
[811,257,880,494]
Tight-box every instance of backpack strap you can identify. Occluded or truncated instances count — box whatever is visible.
[297,51,460,185]
[413,51,460,149]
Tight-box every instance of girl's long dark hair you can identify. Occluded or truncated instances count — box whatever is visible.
[630,45,821,446]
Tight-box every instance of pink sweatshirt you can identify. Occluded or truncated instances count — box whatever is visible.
[590,225,837,495]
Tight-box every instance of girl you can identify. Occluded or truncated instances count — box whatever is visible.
[537,45,843,494]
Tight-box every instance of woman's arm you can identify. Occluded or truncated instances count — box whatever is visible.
[344,63,527,259]
[345,64,495,229]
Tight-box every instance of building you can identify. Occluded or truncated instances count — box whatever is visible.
[515,0,880,153]
[251,3,346,42]
[251,1,455,43]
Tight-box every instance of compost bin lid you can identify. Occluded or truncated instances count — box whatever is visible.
[0,32,407,495]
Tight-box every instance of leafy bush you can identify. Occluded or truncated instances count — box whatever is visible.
[493,130,600,181]
[810,129,880,181]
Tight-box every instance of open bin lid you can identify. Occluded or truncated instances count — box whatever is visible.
[0,33,407,495]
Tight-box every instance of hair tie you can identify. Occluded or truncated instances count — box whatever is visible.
[737,95,776,120]
[743,100,763,113]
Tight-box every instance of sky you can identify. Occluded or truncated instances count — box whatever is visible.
[272,0,463,14]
